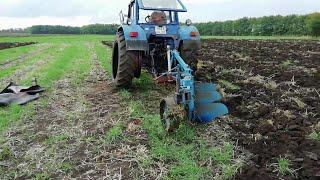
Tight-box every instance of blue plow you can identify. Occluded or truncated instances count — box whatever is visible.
[194,83,229,123]
[159,48,228,131]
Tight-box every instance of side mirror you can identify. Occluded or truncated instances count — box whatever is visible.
[186,19,192,26]
[119,10,125,24]
[127,17,132,25]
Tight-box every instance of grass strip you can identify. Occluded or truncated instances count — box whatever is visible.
[94,43,112,73]
[0,44,58,80]
[0,35,114,44]
[0,43,91,133]
[0,44,37,64]
[128,76,241,179]
[111,74,241,178]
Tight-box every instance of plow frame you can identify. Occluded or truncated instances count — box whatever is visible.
[158,47,196,121]
[158,46,229,125]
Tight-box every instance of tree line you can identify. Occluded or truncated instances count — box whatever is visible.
[2,13,319,36]
[28,24,118,35]
[0,28,28,34]
[29,25,81,34]
[195,13,319,36]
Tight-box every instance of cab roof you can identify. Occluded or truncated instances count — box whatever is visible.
[137,0,187,12]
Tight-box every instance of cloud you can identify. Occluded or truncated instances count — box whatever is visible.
[181,0,320,22]
[0,16,91,29]
[0,0,139,19]
[0,0,319,29]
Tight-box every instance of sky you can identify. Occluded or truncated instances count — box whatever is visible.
[0,0,319,30]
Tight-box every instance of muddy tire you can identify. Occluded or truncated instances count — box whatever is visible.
[112,31,140,88]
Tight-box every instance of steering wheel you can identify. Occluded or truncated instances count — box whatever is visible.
[145,15,151,23]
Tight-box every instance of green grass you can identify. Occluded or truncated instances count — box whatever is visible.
[95,42,112,72]
[116,76,208,178]
[119,89,132,100]
[0,44,60,82]
[108,72,242,179]
[34,173,50,180]
[270,156,295,177]
[0,44,37,64]
[219,79,241,90]
[60,162,73,173]
[45,134,70,145]
[281,59,293,69]
[0,144,13,161]
[129,99,240,179]
[0,36,95,179]
[309,131,320,140]
[211,143,233,164]
[0,105,24,132]
[0,35,113,43]
[104,123,125,143]
[0,36,93,133]
[276,157,295,176]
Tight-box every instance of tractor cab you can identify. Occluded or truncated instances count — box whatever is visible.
[115,0,200,83]
[125,0,186,25]
[122,0,188,48]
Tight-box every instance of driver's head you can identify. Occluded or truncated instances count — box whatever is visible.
[151,11,166,25]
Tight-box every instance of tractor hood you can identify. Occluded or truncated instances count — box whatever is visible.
[137,0,187,12]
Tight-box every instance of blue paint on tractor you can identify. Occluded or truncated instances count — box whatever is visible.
[119,0,200,51]
[179,26,200,41]
[122,25,147,41]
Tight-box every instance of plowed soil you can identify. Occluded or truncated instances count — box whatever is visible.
[0,42,37,50]
[197,39,320,179]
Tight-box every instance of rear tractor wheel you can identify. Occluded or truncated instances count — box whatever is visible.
[112,31,141,88]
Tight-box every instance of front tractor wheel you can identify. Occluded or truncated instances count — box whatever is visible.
[112,31,141,88]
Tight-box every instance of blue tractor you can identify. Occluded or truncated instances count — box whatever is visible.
[112,0,228,131]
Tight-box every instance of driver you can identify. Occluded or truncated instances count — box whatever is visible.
[150,11,167,25]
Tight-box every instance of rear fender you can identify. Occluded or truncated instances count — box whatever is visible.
[179,25,201,51]
[118,25,148,51]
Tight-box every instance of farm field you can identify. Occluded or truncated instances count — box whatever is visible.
[197,39,320,179]
[0,35,319,179]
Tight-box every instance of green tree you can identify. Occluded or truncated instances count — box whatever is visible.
[194,13,312,36]
[307,13,320,37]
[80,24,118,34]
[29,25,81,34]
